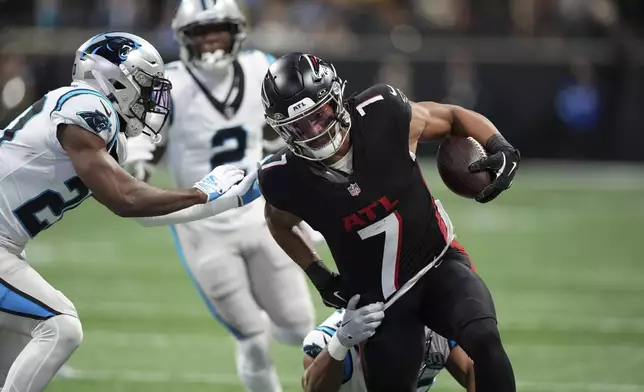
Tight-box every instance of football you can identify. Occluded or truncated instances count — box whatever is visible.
[437,136,493,199]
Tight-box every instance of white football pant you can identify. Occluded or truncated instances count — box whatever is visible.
[170,210,315,392]
[0,247,82,392]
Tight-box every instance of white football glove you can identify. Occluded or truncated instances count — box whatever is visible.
[123,135,156,181]
[327,294,385,361]
[224,169,262,206]
[194,165,245,202]
[336,295,385,347]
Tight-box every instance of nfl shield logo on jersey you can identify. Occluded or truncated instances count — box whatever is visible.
[347,183,361,196]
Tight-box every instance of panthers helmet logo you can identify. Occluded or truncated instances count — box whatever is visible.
[77,110,111,134]
[80,35,141,65]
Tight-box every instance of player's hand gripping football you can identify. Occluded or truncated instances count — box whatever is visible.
[193,165,245,202]
[468,134,520,203]
[336,295,385,347]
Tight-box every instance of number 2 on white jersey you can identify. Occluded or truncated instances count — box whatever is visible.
[357,212,402,299]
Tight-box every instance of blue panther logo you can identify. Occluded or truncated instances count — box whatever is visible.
[77,110,111,133]
[80,35,142,65]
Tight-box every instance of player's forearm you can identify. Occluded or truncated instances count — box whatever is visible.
[266,219,319,270]
[466,364,476,392]
[96,181,206,218]
[449,105,500,146]
[72,147,206,218]
[302,352,344,392]
[132,195,239,226]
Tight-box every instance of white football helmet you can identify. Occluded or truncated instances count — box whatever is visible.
[72,32,172,139]
[172,0,248,72]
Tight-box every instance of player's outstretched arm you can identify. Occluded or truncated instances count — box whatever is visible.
[59,124,248,217]
[444,345,476,392]
[132,170,260,226]
[265,203,349,308]
[409,101,520,203]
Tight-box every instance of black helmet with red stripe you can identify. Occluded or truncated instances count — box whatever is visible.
[261,53,351,161]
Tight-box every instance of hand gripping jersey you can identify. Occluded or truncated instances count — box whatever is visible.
[259,84,464,303]
[162,50,273,230]
[0,84,124,253]
[303,310,456,392]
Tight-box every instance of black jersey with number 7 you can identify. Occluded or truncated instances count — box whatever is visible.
[259,84,463,303]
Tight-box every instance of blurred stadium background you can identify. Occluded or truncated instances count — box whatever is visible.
[1,0,643,391]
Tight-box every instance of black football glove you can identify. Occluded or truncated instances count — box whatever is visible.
[304,261,350,309]
[468,134,520,203]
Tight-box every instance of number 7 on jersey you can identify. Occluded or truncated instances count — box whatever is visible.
[357,211,403,299]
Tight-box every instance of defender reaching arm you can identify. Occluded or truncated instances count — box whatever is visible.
[59,124,252,217]
[302,296,384,392]
[303,321,475,392]
[133,170,260,226]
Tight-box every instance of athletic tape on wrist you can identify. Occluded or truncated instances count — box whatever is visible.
[327,334,349,361]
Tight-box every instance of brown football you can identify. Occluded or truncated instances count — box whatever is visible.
[437,136,493,199]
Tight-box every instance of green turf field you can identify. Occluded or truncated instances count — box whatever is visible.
[29,160,644,392]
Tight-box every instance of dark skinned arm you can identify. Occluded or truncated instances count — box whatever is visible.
[302,352,344,392]
[264,202,348,308]
[264,202,319,270]
[408,101,500,153]
[444,345,476,392]
[58,124,206,217]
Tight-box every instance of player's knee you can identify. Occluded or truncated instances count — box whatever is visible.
[459,317,502,358]
[236,332,271,372]
[44,314,84,351]
[268,299,315,345]
[271,321,313,346]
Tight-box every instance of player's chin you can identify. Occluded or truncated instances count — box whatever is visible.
[305,133,334,150]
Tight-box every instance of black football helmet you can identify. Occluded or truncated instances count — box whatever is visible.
[261,53,351,161]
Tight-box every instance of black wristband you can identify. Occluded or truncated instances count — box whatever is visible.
[304,260,334,288]
[485,133,514,154]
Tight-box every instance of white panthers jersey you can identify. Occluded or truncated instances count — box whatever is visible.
[0,84,124,254]
[162,51,273,230]
[303,310,457,392]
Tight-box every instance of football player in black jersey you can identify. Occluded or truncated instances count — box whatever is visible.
[258,53,519,392]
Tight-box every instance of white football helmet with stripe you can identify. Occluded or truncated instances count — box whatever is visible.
[72,32,172,139]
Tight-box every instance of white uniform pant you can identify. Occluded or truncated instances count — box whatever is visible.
[170,219,314,340]
[0,246,80,389]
